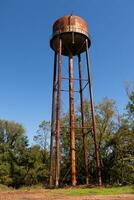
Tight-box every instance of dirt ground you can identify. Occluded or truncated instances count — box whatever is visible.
[0,190,134,200]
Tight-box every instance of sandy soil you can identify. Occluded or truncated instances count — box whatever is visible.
[0,190,134,200]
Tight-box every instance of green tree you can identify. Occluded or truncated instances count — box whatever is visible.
[21,145,49,186]
[126,85,134,126]
[95,98,117,183]
[0,120,28,187]
[34,121,50,150]
[33,120,50,185]
[108,118,134,184]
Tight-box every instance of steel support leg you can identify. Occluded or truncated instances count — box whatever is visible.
[78,54,89,185]
[85,39,102,186]
[55,38,62,187]
[69,54,76,186]
[50,52,57,187]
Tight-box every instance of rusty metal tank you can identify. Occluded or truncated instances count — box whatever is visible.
[50,15,91,56]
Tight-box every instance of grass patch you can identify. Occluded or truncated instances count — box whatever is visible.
[0,185,133,197]
[19,184,44,191]
[0,184,12,191]
[61,186,134,196]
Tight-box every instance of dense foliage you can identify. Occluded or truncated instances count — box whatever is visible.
[0,88,133,187]
[0,120,49,188]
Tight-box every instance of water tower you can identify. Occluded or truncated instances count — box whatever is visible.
[49,15,102,187]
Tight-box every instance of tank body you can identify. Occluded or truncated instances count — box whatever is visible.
[50,15,91,56]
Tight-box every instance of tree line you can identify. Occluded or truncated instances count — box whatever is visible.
[0,87,133,188]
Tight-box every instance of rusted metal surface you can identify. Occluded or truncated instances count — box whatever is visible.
[60,126,92,129]
[69,53,76,186]
[55,38,62,187]
[50,15,91,56]
[62,77,88,82]
[49,52,57,187]
[50,15,102,188]
[53,15,88,36]
[85,39,102,186]
[78,54,89,185]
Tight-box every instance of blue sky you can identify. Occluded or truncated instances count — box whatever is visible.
[0,0,134,144]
